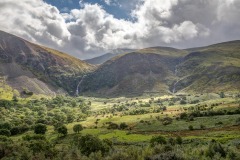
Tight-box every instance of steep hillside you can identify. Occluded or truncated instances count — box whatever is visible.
[0,30,94,96]
[80,47,188,96]
[79,42,240,97]
[84,48,135,65]
[175,40,240,93]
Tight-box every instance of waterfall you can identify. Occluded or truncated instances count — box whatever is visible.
[75,75,86,96]
[172,65,178,94]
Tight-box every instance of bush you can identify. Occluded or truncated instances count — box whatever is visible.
[150,136,167,147]
[119,122,128,130]
[179,112,188,120]
[180,100,187,105]
[0,122,11,130]
[107,122,119,129]
[176,136,183,145]
[75,134,110,156]
[162,117,173,125]
[188,125,194,131]
[146,151,184,160]
[34,123,47,134]
[73,124,83,133]
[10,127,20,135]
[168,138,175,145]
[205,140,226,158]
[200,124,206,130]
[0,129,11,137]
[188,116,194,121]
[219,92,225,98]
[0,135,11,142]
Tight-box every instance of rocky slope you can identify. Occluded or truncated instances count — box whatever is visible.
[0,30,94,96]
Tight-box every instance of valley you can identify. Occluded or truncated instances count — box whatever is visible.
[0,92,240,159]
[0,31,240,159]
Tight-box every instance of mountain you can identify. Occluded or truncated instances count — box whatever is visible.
[84,48,135,65]
[79,42,240,97]
[0,30,94,96]
[79,47,188,96]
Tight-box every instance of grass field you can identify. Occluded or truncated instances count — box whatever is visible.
[1,92,240,159]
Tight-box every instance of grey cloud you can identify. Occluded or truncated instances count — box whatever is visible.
[0,0,240,59]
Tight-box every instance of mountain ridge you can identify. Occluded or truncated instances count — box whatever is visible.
[1,30,239,98]
[0,30,95,96]
[79,41,240,97]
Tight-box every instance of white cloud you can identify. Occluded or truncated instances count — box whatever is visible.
[104,0,112,5]
[0,0,70,48]
[0,0,240,59]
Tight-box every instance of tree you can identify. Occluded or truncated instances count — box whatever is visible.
[57,125,68,137]
[73,124,83,133]
[34,123,47,134]
[75,134,110,156]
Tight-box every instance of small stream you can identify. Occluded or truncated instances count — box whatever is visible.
[172,65,179,94]
[75,75,86,96]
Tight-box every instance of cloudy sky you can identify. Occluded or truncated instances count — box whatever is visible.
[0,0,240,59]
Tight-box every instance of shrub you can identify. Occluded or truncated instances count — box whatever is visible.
[0,122,12,130]
[215,121,223,126]
[119,122,128,130]
[0,135,11,142]
[168,138,175,145]
[205,139,226,158]
[146,151,184,160]
[34,123,47,134]
[162,117,173,125]
[188,125,194,131]
[10,127,20,135]
[188,116,194,121]
[0,129,11,137]
[107,122,119,129]
[219,92,225,98]
[200,124,206,130]
[179,112,188,120]
[150,136,167,147]
[176,136,183,145]
[180,100,187,105]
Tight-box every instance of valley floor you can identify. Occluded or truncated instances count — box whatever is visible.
[0,92,240,159]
